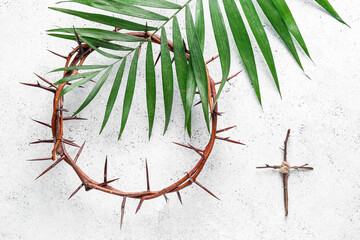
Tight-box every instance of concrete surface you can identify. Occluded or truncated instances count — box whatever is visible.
[1,0,360,239]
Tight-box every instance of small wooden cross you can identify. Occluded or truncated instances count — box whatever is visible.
[256,129,313,217]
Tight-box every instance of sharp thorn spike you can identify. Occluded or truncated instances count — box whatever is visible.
[62,139,80,148]
[74,141,86,163]
[215,136,245,145]
[205,54,219,65]
[63,116,87,121]
[27,157,53,162]
[35,156,65,180]
[104,156,108,183]
[164,194,169,203]
[194,100,201,107]
[135,198,144,214]
[173,142,204,153]
[188,144,205,158]
[73,26,84,56]
[57,108,69,112]
[145,159,150,192]
[120,196,126,229]
[215,70,242,85]
[98,178,119,187]
[216,126,236,134]
[20,82,56,93]
[47,49,67,59]
[187,173,220,200]
[31,119,52,128]
[34,73,57,88]
[68,183,84,200]
[182,39,188,52]
[30,139,54,145]
[154,52,161,66]
[176,191,182,204]
[212,111,224,116]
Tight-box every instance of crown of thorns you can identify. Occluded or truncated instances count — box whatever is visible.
[24,28,243,228]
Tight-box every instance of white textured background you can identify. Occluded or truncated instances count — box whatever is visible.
[1,0,360,239]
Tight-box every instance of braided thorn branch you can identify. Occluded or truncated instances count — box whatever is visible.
[27,29,243,227]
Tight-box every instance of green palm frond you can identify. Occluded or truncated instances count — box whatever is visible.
[49,0,346,139]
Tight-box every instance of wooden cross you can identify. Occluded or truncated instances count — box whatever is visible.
[256,129,313,217]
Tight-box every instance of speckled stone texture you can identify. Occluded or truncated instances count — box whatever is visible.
[1,0,359,239]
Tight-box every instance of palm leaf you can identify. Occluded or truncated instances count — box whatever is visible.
[61,71,100,96]
[239,0,280,95]
[185,5,210,131]
[100,59,127,133]
[50,7,156,31]
[65,0,169,20]
[48,0,346,138]
[195,0,205,52]
[256,0,303,70]
[209,0,230,105]
[315,0,347,25]
[160,27,174,134]
[55,71,101,85]
[110,0,181,9]
[185,64,196,135]
[51,65,109,72]
[119,49,139,139]
[145,39,156,139]
[223,0,261,103]
[272,0,311,58]
[73,66,113,116]
[172,16,188,127]
[48,28,143,42]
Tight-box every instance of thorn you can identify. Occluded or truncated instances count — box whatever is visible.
[215,70,242,85]
[212,110,224,116]
[31,119,52,128]
[34,73,57,88]
[188,144,205,158]
[138,44,142,60]
[182,39,188,52]
[104,156,108,183]
[176,191,182,204]
[98,178,119,187]
[215,136,245,145]
[173,142,204,153]
[135,198,144,214]
[47,49,67,59]
[57,108,68,112]
[120,196,126,229]
[21,82,56,93]
[145,159,150,192]
[154,52,161,66]
[68,183,84,200]
[73,26,84,56]
[187,173,220,200]
[164,194,169,203]
[27,157,53,162]
[35,156,65,180]
[62,139,80,148]
[171,56,175,64]
[74,141,85,163]
[194,100,201,107]
[216,126,236,134]
[205,54,219,65]
[63,116,87,121]
[30,139,54,145]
